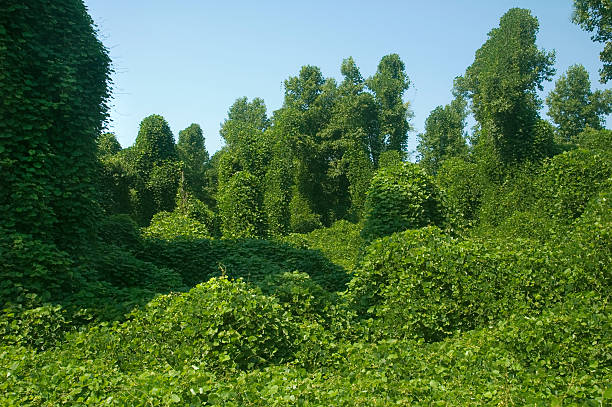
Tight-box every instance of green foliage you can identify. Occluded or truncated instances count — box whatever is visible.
[282,220,363,271]
[263,153,292,237]
[573,0,612,83]
[537,148,611,222]
[436,157,485,225]
[350,222,610,343]
[96,132,122,157]
[147,160,182,214]
[177,123,209,199]
[97,152,133,215]
[143,211,210,240]
[477,162,541,227]
[361,162,444,241]
[577,126,612,151]
[289,187,322,234]
[366,53,412,154]
[0,0,111,249]
[137,237,349,292]
[0,297,71,351]
[0,231,82,306]
[129,115,181,225]
[134,114,177,165]
[417,96,469,175]
[97,214,143,251]
[348,226,447,317]
[456,8,555,166]
[2,291,608,406]
[260,271,336,322]
[218,171,265,239]
[546,64,612,141]
[377,149,404,168]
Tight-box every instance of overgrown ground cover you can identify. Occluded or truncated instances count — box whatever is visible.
[2,1,611,405]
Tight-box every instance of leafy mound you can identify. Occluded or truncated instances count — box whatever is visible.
[0,278,302,405]
[281,220,363,271]
[361,162,444,242]
[137,237,349,292]
[349,217,610,342]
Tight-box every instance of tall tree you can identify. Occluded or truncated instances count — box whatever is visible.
[177,123,209,198]
[366,54,412,156]
[0,0,111,249]
[456,8,555,166]
[276,65,339,227]
[572,0,612,83]
[417,96,469,175]
[131,114,179,224]
[546,64,612,141]
[219,97,270,179]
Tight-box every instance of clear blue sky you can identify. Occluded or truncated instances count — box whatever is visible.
[86,0,611,155]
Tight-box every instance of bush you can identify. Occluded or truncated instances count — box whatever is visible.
[477,162,540,227]
[576,127,612,151]
[361,162,444,242]
[115,277,300,372]
[0,297,71,351]
[347,226,448,317]
[97,214,142,251]
[88,244,183,292]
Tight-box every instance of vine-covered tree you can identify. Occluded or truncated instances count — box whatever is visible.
[361,162,444,242]
[546,64,612,141]
[218,171,265,239]
[366,54,412,156]
[456,8,555,166]
[572,0,612,83]
[417,96,469,175]
[177,123,209,198]
[131,114,179,224]
[0,0,111,249]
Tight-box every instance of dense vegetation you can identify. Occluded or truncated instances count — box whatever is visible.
[1,1,610,405]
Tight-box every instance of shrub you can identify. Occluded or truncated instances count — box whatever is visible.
[115,277,300,372]
[0,297,71,351]
[361,162,444,242]
[347,226,448,317]
[577,127,612,151]
[88,244,183,292]
[260,271,336,322]
[348,225,609,342]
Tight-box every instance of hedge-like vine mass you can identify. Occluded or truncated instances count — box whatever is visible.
[0,0,111,249]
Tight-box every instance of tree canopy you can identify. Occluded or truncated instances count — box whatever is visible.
[456,8,555,166]
[546,64,612,141]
